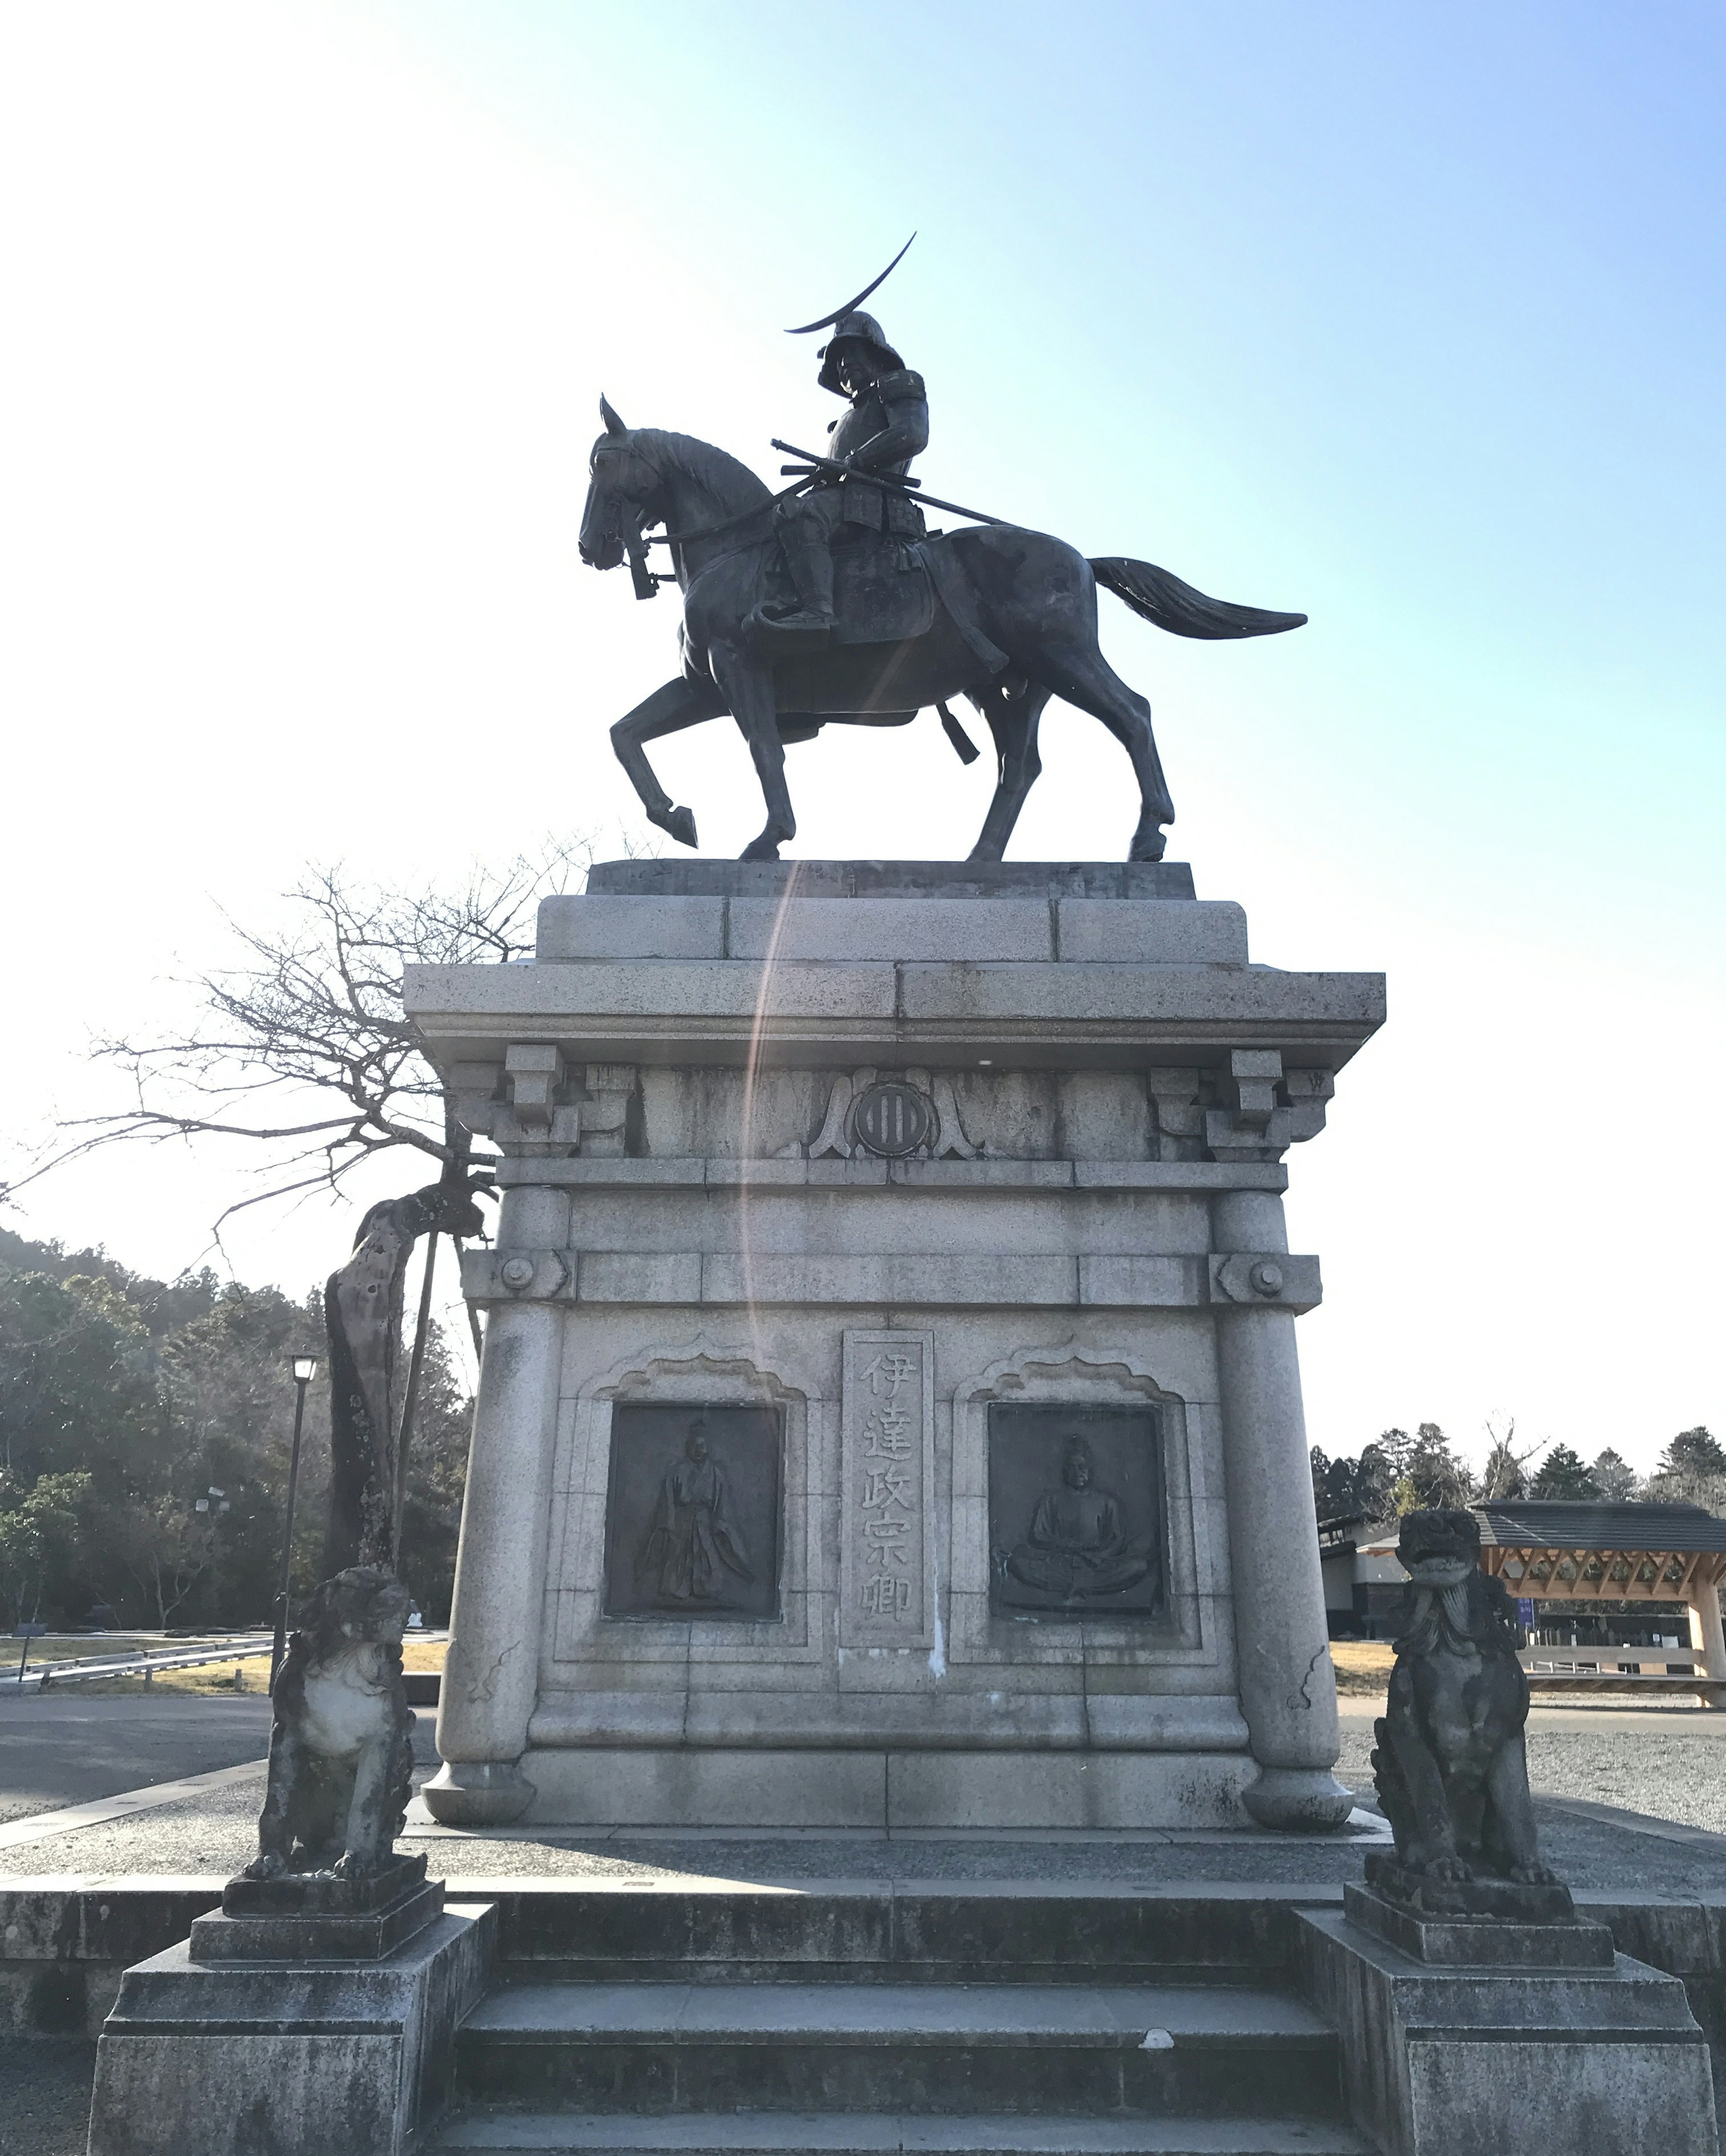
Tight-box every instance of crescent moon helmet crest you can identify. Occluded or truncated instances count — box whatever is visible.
[784,233,916,336]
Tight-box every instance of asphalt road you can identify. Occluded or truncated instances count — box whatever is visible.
[0,1694,275,1824]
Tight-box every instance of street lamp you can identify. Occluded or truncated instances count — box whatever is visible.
[270,1352,320,1690]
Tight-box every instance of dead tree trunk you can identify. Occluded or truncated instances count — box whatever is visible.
[324,1178,485,1574]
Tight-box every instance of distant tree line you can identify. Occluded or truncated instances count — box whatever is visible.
[0,1226,472,1631]
[1310,1421,1725,1525]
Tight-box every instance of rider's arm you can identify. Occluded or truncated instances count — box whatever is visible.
[841,369,929,471]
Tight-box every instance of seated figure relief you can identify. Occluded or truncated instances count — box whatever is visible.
[996,1436,1160,1608]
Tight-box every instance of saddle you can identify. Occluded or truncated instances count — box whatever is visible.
[752,530,936,649]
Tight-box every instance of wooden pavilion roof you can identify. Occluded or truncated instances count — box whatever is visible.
[1472,1501,1726,1601]
[1472,1500,1726,1552]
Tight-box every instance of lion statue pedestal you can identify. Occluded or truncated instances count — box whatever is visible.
[1294,1507,1718,2156]
[1346,1507,1616,1968]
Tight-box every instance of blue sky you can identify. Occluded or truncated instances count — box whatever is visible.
[0,2,1720,1466]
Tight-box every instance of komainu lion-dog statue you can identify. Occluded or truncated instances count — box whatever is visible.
[1370,1508,1562,1903]
[242,1566,416,1882]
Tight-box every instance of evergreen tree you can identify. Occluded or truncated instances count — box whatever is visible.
[1589,1448,1641,1502]
[1530,1444,1601,1500]
[1402,1422,1477,1508]
[1659,1428,1726,1480]
[0,1228,472,1626]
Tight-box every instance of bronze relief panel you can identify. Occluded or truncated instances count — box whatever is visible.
[988,1403,1165,1619]
[603,1402,782,1620]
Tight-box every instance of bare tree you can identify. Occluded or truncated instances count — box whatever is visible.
[1478,1416,1546,1501]
[4,843,593,1579]
[9,848,587,1235]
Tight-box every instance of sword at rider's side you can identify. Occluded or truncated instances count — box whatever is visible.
[770,440,1005,529]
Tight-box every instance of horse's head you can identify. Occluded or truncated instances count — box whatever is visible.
[578,395,660,571]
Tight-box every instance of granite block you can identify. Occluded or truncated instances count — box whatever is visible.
[1057,899,1249,964]
[583,858,1199,901]
[87,1904,494,2156]
[1296,1907,1717,2156]
[727,898,1052,962]
[536,895,726,960]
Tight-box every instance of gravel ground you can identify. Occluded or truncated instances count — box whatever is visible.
[0,2043,94,2156]
[2,1706,1723,1898]
[1335,1701,1726,1835]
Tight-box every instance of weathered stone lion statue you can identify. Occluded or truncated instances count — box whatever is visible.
[242,1566,415,1882]
[1371,1507,1561,1898]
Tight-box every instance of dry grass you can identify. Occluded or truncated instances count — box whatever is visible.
[3,1631,236,1676]
[41,1633,448,1698]
[1329,1640,1394,1695]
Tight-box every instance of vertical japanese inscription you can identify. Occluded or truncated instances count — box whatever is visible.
[840,1329,935,1649]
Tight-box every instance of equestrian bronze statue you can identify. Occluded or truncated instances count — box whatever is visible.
[578,249,1307,863]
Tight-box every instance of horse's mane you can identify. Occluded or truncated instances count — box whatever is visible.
[632,429,772,519]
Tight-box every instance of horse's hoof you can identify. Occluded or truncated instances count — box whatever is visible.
[667,805,698,849]
[1129,829,1169,863]
[739,838,783,862]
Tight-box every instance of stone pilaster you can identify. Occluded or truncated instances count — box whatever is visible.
[1212,1184,1351,1829]
[425,1042,577,1826]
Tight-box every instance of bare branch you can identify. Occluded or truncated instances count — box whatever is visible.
[3,838,594,1237]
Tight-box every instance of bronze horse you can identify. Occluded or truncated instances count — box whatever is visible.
[578,402,1305,862]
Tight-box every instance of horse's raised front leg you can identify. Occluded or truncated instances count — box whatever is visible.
[967,680,1051,862]
[610,676,727,850]
[1025,641,1175,862]
[710,648,795,861]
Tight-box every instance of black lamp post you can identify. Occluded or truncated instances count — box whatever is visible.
[270,1352,319,1691]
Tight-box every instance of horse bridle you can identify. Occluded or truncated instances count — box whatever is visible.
[590,441,815,600]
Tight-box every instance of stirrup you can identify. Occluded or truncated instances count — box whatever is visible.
[747,602,835,642]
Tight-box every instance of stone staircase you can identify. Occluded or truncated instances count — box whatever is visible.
[430,1886,1372,2156]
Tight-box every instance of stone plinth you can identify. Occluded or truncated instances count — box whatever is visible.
[192,1856,442,1963]
[1298,1906,1718,2156]
[406,860,1383,1832]
[86,1903,494,2156]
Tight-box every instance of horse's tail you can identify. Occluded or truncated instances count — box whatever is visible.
[1090,556,1307,640]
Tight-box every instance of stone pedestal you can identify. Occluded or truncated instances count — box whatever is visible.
[405,859,1383,1831]
[86,1899,495,2156]
[1345,1860,1616,1969]
[1298,1904,1718,2156]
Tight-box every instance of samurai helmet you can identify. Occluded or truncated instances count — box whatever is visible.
[786,235,915,395]
[816,310,904,395]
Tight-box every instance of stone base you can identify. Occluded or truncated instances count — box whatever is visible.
[1297,1906,1718,2156]
[1242,1765,1354,1831]
[87,1903,495,2156]
[421,1759,536,1826]
[507,1744,1260,1831]
[1362,1848,1576,1922]
[190,1880,443,1964]
[1344,1881,1614,1969]
[197,1852,440,1962]
[220,1850,427,1918]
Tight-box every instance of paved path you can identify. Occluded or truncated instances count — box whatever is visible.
[3,1694,1723,1897]
[0,1694,275,1825]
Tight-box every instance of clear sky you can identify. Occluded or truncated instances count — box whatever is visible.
[0,2,1720,1471]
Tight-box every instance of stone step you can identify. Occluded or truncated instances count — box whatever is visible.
[454,1982,1342,2120]
[434,2109,1371,2153]
[492,1888,1308,1987]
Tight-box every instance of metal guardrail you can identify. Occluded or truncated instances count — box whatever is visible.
[5,1636,276,1693]
[5,1629,448,1694]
